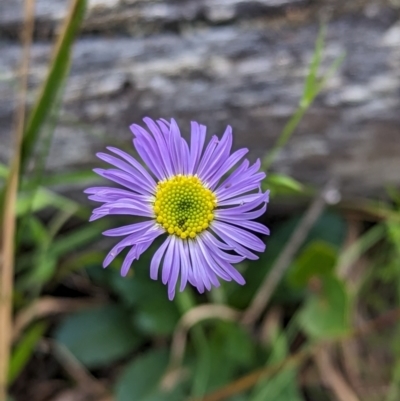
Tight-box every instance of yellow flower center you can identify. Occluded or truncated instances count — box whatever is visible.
[153,175,217,239]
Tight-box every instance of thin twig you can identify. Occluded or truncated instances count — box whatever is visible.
[42,339,112,399]
[0,0,35,399]
[195,347,312,401]
[242,179,340,326]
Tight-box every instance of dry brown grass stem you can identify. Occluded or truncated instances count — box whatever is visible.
[0,0,36,399]
[42,339,112,400]
[241,179,339,326]
[314,345,360,401]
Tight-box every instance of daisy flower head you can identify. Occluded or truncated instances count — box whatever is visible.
[85,118,270,300]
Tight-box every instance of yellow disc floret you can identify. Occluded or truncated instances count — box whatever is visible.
[153,175,217,239]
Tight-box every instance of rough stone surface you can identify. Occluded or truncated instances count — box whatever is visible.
[1,0,399,199]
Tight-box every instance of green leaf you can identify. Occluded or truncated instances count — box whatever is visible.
[288,240,338,288]
[205,321,257,391]
[133,293,180,336]
[265,173,304,197]
[213,321,255,366]
[298,275,351,339]
[8,322,47,384]
[55,304,142,368]
[115,349,184,401]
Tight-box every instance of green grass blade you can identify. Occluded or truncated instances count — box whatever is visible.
[337,224,386,275]
[301,24,326,108]
[20,0,87,174]
[8,322,47,384]
[262,24,345,171]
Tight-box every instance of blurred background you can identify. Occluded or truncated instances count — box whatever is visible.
[1,0,400,400]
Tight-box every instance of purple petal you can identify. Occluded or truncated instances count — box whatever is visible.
[162,236,175,285]
[213,221,265,252]
[103,220,155,237]
[86,187,151,204]
[96,152,156,192]
[188,240,206,293]
[150,236,172,280]
[94,168,153,196]
[196,136,219,178]
[106,147,157,187]
[179,240,190,292]
[208,148,249,189]
[216,204,267,221]
[189,122,206,174]
[142,117,174,177]
[199,126,232,182]
[211,223,259,260]
[168,237,181,300]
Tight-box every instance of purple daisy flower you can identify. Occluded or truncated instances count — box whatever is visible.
[85,118,269,299]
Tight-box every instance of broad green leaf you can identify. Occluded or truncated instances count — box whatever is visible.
[8,322,47,384]
[288,240,338,288]
[298,275,351,339]
[115,349,184,401]
[205,321,257,391]
[213,321,255,366]
[55,304,142,368]
[133,294,180,336]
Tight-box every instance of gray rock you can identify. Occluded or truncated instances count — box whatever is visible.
[1,0,399,202]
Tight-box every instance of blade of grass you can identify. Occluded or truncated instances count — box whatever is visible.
[20,0,87,175]
[8,322,47,385]
[0,0,36,398]
[301,24,326,108]
[262,24,345,171]
[337,224,386,278]
[1,162,89,219]
[16,57,71,245]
